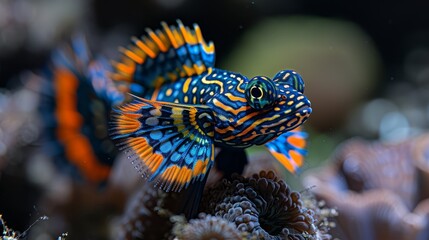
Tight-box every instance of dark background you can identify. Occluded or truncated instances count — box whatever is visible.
[2,0,429,93]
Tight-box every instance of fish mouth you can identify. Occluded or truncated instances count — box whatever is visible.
[293,105,312,126]
[283,103,312,118]
[257,104,312,135]
[296,105,312,116]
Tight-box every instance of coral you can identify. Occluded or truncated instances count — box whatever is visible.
[174,213,242,240]
[0,79,41,172]
[116,184,172,240]
[201,170,318,239]
[116,176,215,239]
[334,138,417,208]
[301,194,338,240]
[303,136,429,240]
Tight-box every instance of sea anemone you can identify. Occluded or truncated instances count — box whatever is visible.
[201,170,317,239]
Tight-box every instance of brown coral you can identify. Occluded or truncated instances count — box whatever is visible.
[301,193,338,240]
[116,184,172,240]
[303,136,429,240]
[174,213,242,240]
[201,171,317,239]
[116,179,207,239]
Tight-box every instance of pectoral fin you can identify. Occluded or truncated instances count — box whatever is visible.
[110,95,216,192]
[265,127,307,174]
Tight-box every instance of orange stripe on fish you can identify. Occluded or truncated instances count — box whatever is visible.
[54,68,110,182]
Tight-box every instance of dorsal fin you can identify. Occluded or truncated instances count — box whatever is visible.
[111,20,215,91]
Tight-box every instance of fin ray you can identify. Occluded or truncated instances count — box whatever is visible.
[265,127,308,174]
[110,95,215,192]
[112,20,215,95]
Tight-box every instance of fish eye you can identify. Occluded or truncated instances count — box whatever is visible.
[272,70,305,93]
[245,76,277,110]
[250,86,263,99]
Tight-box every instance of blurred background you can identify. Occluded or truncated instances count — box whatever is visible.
[1,0,429,239]
[2,0,429,147]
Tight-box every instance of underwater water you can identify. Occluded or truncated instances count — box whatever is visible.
[1,1,429,240]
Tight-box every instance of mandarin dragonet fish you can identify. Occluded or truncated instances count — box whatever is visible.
[109,20,312,193]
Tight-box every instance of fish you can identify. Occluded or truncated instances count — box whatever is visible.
[39,35,124,184]
[109,20,312,192]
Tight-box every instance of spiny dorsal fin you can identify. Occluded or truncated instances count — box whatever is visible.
[111,20,215,91]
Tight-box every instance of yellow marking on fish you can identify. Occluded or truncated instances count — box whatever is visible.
[225,93,247,103]
[213,99,249,115]
[283,72,290,80]
[232,114,281,138]
[183,77,192,93]
[295,102,304,108]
